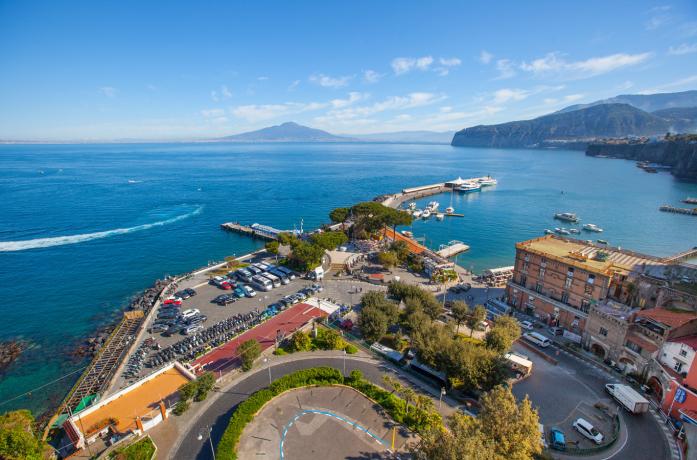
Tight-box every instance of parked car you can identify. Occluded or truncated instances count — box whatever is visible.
[181,308,200,319]
[572,418,604,444]
[549,428,566,450]
[549,326,564,336]
[519,320,534,330]
[149,323,169,333]
[163,297,182,306]
[242,285,256,297]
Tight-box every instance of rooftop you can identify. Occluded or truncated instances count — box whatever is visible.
[516,235,663,276]
[670,335,697,350]
[592,300,636,321]
[636,308,697,329]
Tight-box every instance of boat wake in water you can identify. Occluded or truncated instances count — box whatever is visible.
[0,205,203,252]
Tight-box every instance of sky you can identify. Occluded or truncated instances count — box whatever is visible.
[1,0,696,140]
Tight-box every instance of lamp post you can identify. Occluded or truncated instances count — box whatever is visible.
[439,387,446,410]
[263,357,272,385]
[197,426,215,460]
[343,349,347,376]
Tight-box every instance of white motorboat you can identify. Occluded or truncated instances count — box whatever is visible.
[583,223,604,232]
[427,201,440,211]
[478,176,497,186]
[436,212,445,220]
[554,212,580,223]
[413,209,423,218]
[544,229,554,234]
[456,182,481,193]
[401,230,414,238]
[555,227,570,235]
[422,209,432,219]
[408,202,417,210]
[569,228,580,234]
[445,206,454,214]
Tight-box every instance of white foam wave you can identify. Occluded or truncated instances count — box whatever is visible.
[0,206,203,252]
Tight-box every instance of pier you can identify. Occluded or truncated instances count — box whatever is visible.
[683,197,697,205]
[663,247,697,264]
[380,176,495,209]
[221,222,296,240]
[437,241,470,258]
[659,205,697,216]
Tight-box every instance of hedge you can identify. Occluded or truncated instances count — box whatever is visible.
[215,367,440,460]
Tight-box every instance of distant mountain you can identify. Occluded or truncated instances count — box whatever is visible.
[558,90,697,114]
[451,103,670,148]
[219,122,352,142]
[350,130,454,144]
[652,107,697,133]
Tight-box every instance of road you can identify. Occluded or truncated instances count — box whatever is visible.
[513,341,673,460]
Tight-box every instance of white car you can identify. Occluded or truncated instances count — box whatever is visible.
[573,418,604,444]
[243,285,256,297]
[181,308,200,319]
[519,320,534,330]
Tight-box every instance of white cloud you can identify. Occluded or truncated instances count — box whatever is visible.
[563,94,584,103]
[495,59,516,79]
[221,85,232,98]
[439,57,461,67]
[309,73,353,88]
[391,56,434,75]
[201,108,226,118]
[669,43,697,55]
[479,50,493,64]
[231,101,328,122]
[99,86,117,98]
[362,70,383,84]
[288,80,300,91]
[330,92,367,108]
[520,52,651,79]
[211,85,233,102]
[492,88,530,104]
[646,6,672,31]
[316,92,445,126]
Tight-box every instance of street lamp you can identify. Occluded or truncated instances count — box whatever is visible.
[343,349,347,376]
[439,387,446,410]
[198,426,215,460]
[263,357,272,385]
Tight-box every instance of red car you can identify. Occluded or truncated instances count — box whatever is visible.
[163,298,182,306]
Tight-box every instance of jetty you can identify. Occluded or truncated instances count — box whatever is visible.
[663,247,697,264]
[380,176,495,209]
[659,205,697,216]
[437,241,470,258]
[221,222,297,240]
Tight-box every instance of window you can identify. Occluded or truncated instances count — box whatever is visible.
[524,254,530,262]
[599,327,608,337]
[564,277,572,289]
[675,361,684,373]
[561,291,569,303]
[587,274,595,285]
[567,267,575,277]
[522,262,529,273]
[584,283,593,295]
[539,267,545,278]
[520,274,527,286]
[535,282,543,293]
[626,341,643,354]
[580,299,590,313]
[680,349,688,357]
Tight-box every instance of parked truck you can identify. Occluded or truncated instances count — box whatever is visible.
[605,383,650,414]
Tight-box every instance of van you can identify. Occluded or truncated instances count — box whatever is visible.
[255,262,271,271]
[251,275,272,292]
[308,266,324,281]
[573,418,604,444]
[262,273,281,288]
[236,269,253,283]
[523,332,551,348]
[181,308,200,320]
[247,265,263,276]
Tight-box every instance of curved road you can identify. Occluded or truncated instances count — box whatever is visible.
[171,351,672,460]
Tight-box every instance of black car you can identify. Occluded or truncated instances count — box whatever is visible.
[184,288,197,297]
[174,290,191,299]
[149,323,169,333]
[163,324,184,336]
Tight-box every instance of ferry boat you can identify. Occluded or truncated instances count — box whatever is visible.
[436,212,445,220]
[582,223,604,232]
[554,212,580,223]
[456,182,481,193]
[413,209,423,218]
[422,209,432,219]
[478,176,498,187]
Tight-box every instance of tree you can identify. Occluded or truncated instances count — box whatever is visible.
[466,305,487,337]
[310,230,349,250]
[287,240,325,271]
[450,301,470,333]
[390,240,411,263]
[478,386,541,460]
[265,240,279,254]
[238,339,262,371]
[361,291,399,324]
[290,330,312,352]
[329,207,350,224]
[194,372,216,401]
[317,328,345,350]
[378,251,399,270]
[359,306,389,343]
[485,316,521,353]
[412,411,491,460]
[401,387,417,414]
[0,410,48,460]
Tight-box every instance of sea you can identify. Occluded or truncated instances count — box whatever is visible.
[1,142,696,416]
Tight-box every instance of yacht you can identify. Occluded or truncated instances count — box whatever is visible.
[427,201,440,211]
[401,230,414,238]
[555,227,570,235]
[445,206,454,214]
[569,228,580,234]
[478,176,498,187]
[422,209,432,219]
[436,212,445,220]
[544,229,554,234]
[412,209,423,218]
[554,212,580,223]
[456,182,481,193]
[583,223,604,232]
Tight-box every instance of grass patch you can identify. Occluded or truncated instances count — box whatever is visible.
[109,436,155,460]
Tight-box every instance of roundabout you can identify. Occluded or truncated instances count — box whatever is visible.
[236,386,414,459]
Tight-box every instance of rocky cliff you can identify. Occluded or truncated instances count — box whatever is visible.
[586,139,697,181]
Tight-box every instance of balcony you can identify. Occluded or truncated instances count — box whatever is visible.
[509,281,588,318]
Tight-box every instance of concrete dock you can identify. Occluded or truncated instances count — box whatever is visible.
[437,241,470,258]
[380,176,494,209]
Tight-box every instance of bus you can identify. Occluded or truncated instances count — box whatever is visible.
[522,332,551,348]
[261,273,281,288]
[275,266,297,280]
[268,268,290,284]
[251,275,273,292]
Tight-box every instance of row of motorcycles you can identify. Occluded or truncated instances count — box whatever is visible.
[145,309,262,369]
[123,338,161,380]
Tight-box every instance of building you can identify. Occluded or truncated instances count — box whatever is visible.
[63,362,195,452]
[506,235,664,333]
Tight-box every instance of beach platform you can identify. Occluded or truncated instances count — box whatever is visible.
[437,242,470,258]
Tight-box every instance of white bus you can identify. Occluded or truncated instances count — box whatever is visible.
[261,273,281,288]
[522,332,551,348]
[251,275,273,292]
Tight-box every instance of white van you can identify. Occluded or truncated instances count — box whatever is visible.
[523,331,551,348]
[262,273,281,288]
[572,418,604,444]
[251,275,272,292]
[308,266,324,281]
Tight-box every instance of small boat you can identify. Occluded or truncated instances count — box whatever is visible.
[408,202,417,210]
[597,239,608,245]
[544,229,554,234]
[445,206,454,214]
[401,230,414,238]
[436,213,445,220]
[555,227,570,235]
[427,201,440,211]
[478,176,497,186]
[569,228,580,234]
[554,212,580,223]
[413,210,423,218]
[583,223,604,232]
[422,209,431,219]
[456,182,481,193]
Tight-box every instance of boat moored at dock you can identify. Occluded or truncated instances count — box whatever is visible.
[583,223,604,232]
[477,176,498,186]
[456,182,481,193]
[554,212,580,223]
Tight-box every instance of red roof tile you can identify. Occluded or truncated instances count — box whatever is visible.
[637,308,697,329]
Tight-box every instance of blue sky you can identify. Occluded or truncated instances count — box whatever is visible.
[1,0,696,140]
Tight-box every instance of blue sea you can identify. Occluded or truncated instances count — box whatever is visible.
[1,142,696,415]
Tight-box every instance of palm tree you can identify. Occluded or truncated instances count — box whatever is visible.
[414,394,434,413]
[401,387,417,415]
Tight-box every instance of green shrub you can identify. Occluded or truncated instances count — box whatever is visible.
[273,347,288,356]
[344,344,358,354]
[109,436,156,460]
[173,400,189,416]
